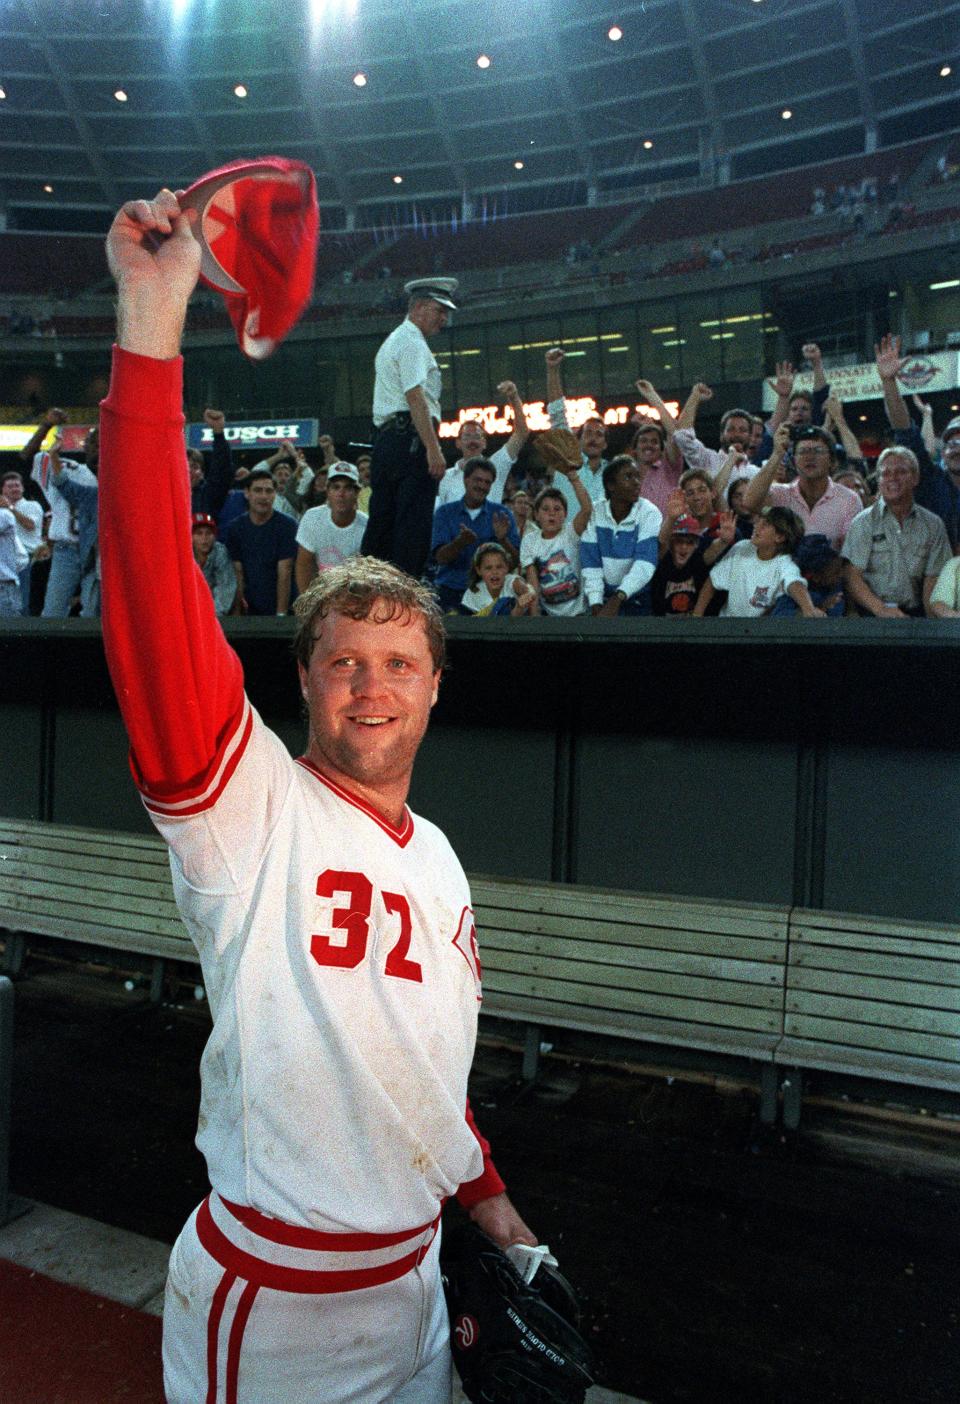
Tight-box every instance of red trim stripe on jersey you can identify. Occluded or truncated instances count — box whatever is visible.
[197,1198,438,1294]
[295,757,414,847]
[140,696,252,819]
[221,1197,437,1251]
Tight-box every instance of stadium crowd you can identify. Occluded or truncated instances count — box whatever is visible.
[3,334,960,624]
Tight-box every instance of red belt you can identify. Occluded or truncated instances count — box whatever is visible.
[196,1196,441,1294]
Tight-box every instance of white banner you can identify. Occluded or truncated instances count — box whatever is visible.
[761,351,960,410]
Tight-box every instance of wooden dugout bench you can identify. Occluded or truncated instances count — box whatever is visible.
[2,819,959,1127]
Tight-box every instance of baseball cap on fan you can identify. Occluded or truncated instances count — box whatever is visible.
[327,462,360,485]
[180,157,320,361]
[671,514,701,537]
[403,277,459,310]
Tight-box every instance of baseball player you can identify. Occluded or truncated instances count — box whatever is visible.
[360,276,458,579]
[99,189,535,1403]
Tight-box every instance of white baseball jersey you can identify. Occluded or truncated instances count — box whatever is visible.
[146,696,484,1231]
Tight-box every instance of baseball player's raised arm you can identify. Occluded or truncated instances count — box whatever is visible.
[100,191,244,799]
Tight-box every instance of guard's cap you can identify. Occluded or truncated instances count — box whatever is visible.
[403,276,459,309]
[191,512,217,533]
[327,462,360,485]
[942,416,960,444]
[180,157,319,362]
[671,514,701,537]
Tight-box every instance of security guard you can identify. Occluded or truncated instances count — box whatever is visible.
[361,277,457,578]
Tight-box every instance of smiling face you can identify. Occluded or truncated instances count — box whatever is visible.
[878,453,918,510]
[1,472,24,504]
[457,421,487,460]
[463,466,495,509]
[683,475,714,520]
[297,607,439,814]
[633,427,663,467]
[579,418,607,459]
[670,534,698,567]
[720,415,752,451]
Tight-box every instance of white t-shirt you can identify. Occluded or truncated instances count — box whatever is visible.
[710,540,802,617]
[373,319,442,425]
[6,497,43,557]
[436,446,516,509]
[460,572,528,616]
[296,505,368,570]
[520,523,584,616]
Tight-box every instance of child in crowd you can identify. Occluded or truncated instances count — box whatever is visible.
[693,507,825,618]
[504,487,533,541]
[650,514,713,617]
[461,542,537,617]
[191,512,237,615]
[678,467,722,538]
[770,533,845,616]
[521,473,592,617]
[726,477,755,541]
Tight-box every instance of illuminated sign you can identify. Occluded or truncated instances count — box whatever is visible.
[0,425,91,453]
[438,398,680,439]
[185,418,319,449]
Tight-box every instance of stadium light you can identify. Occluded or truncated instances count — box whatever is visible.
[476,54,491,69]
[514,160,524,170]
[608,26,623,41]
[43,184,53,193]
[114,89,128,102]
[930,279,960,290]
[781,108,792,119]
[393,174,403,184]
[234,84,248,98]
[0,86,6,100]
[941,65,952,78]
[353,72,367,87]
[643,140,653,150]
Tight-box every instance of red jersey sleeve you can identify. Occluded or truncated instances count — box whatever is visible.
[99,347,246,809]
[456,1097,507,1207]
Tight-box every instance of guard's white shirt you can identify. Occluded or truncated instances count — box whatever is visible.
[373,318,442,426]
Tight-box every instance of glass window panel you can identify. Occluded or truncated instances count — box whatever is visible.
[556,311,601,398]
[348,336,380,422]
[599,306,636,398]
[677,292,724,387]
[446,324,488,410]
[718,286,765,384]
[485,320,529,399]
[636,299,680,388]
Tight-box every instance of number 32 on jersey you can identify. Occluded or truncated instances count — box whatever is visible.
[310,869,423,982]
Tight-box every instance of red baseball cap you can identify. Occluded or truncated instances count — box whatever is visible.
[671,514,701,537]
[191,513,218,533]
[181,158,320,361]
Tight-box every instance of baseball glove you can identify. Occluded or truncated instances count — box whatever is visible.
[441,1224,597,1404]
[534,427,582,474]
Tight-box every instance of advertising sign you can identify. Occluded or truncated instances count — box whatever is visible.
[761,351,960,410]
[438,398,681,439]
[0,425,92,453]
[185,418,319,449]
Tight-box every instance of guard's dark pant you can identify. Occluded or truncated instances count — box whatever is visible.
[361,422,438,580]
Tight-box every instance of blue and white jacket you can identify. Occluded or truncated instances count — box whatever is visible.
[580,496,662,606]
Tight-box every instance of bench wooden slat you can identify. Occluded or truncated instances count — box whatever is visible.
[475,910,786,961]
[791,945,960,988]
[0,839,170,873]
[482,992,780,1058]
[0,894,187,941]
[0,916,194,962]
[1,863,176,904]
[789,966,960,1009]
[484,949,783,1007]
[775,1034,960,1089]
[0,822,166,856]
[480,936,784,985]
[2,877,182,923]
[484,969,782,1032]
[785,991,960,1040]
[790,907,960,942]
[783,1013,960,1065]
[790,925,960,961]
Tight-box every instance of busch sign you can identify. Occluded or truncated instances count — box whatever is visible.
[186,418,319,449]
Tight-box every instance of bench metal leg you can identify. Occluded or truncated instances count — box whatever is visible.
[1,932,26,978]
[759,1063,779,1126]
[148,958,166,1006]
[0,976,30,1228]
[521,1025,542,1083]
[781,1069,803,1130]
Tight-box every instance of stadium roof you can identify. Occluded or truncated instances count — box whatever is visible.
[1,0,959,232]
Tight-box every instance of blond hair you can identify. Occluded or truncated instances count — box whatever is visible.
[292,558,446,671]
